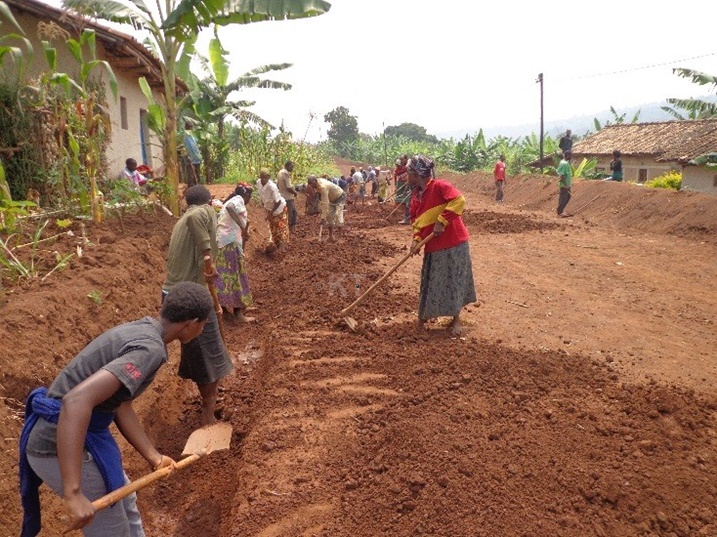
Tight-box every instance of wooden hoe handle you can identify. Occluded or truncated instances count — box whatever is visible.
[341,232,434,316]
[203,255,226,344]
[91,453,203,512]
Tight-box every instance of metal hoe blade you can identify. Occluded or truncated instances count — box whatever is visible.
[182,422,232,457]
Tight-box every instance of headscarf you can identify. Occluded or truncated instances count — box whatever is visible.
[407,155,435,179]
[224,182,253,204]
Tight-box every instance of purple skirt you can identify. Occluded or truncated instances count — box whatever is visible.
[215,243,253,310]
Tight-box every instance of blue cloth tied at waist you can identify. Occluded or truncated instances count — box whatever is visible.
[19,387,124,537]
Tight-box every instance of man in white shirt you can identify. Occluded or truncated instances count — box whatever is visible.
[308,175,346,242]
[258,169,289,251]
[276,160,297,235]
[352,167,365,205]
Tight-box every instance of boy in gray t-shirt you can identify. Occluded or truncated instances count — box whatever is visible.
[20,282,213,537]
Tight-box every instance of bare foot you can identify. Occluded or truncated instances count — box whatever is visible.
[236,312,256,323]
[449,318,463,336]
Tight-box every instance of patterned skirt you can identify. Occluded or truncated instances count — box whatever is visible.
[215,243,253,310]
[268,207,289,246]
[418,241,477,320]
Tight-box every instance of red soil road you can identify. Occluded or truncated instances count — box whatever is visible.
[1,172,716,536]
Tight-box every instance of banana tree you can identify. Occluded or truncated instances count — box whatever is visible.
[62,0,330,214]
[593,105,641,131]
[0,1,33,84]
[185,32,292,180]
[665,68,717,119]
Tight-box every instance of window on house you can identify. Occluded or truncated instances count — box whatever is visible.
[638,169,648,183]
[120,97,128,130]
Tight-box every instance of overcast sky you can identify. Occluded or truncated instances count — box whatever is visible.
[44,0,717,142]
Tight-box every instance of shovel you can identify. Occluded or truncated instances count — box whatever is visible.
[340,233,434,331]
[64,423,232,531]
[203,256,226,344]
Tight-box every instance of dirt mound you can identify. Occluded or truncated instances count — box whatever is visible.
[450,171,717,242]
[1,175,716,536]
[462,210,561,234]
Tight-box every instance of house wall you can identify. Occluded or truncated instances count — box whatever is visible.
[683,166,717,195]
[7,10,163,177]
[588,156,677,183]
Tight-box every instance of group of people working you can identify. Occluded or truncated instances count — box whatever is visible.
[18,154,478,537]
[492,130,624,217]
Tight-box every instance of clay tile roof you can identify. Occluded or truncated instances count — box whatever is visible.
[4,0,187,93]
[572,119,717,163]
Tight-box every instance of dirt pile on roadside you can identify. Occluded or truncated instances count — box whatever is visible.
[452,170,717,242]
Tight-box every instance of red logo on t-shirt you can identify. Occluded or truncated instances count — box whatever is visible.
[124,363,142,380]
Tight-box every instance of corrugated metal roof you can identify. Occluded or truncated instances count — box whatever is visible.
[572,119,717,163]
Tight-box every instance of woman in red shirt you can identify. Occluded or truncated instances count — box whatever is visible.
[407,155,477,335]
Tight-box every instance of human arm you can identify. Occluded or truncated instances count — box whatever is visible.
[226,203,248,236]
[435,182,466,228]
[186,208,217,280]
[279,171,298,196]
[56,371,123,531]
[266,183,284,216]
[115,401,175,471]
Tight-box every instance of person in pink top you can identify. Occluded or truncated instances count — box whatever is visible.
[493,154,506,202]
[122,158,148,188]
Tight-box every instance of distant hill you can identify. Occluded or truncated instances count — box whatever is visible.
[437,96,717,141]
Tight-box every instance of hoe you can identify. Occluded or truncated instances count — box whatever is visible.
[341,233,434,331]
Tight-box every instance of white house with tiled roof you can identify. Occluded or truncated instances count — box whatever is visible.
[572,120,717,194]
[4,0,183,175]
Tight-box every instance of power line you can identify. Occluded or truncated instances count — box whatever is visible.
[553,51,717,83]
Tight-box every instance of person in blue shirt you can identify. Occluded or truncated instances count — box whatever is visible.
[183,122,202,186]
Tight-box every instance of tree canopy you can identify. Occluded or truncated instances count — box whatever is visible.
[385,122,438,144]
[324,106,358,155]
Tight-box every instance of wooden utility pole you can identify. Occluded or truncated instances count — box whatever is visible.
[537,73,544,174]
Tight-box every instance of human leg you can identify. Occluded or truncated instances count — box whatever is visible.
[336,198,345,238]
[418,242,476,323]
[400,200,411,224]
[197,381,219,426]
[179,308,234,424]
[268,208,290,250]
[27,454,143,537]
[557,187,571,215]
[286,199,297,233]
[495,181,504,202]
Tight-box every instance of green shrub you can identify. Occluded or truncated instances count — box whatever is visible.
[645,171,682,190]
